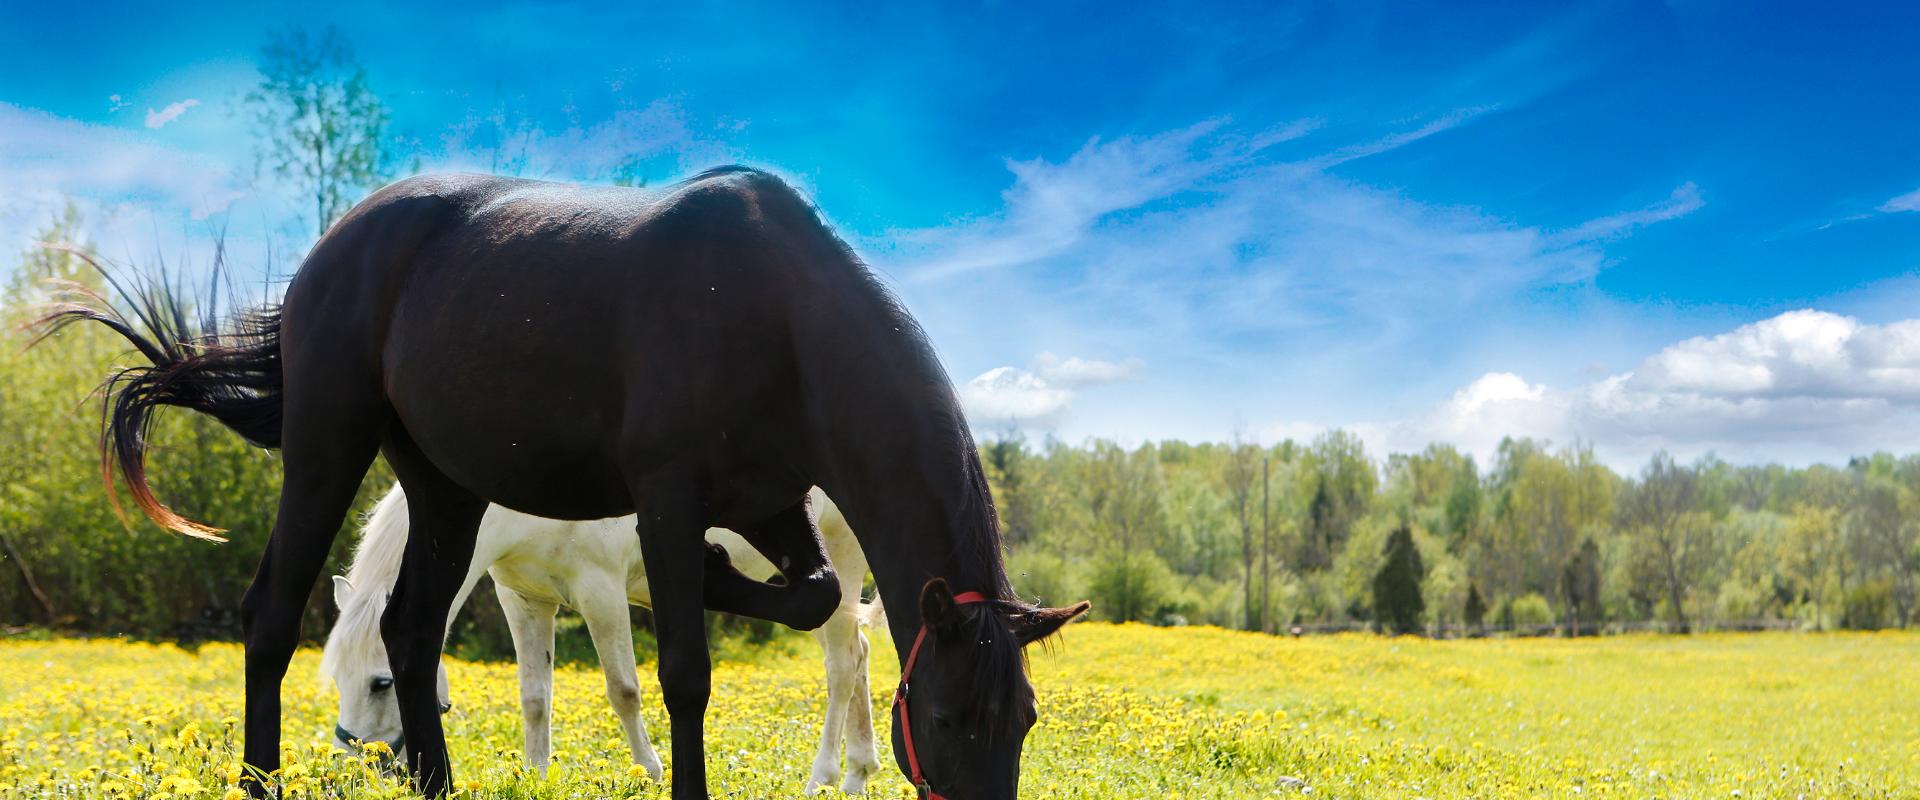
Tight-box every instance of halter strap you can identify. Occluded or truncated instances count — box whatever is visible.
[896,590,989,800]
[334,700,452,755]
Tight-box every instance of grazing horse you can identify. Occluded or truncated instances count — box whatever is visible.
[322,484,884,794]
[44,165,1089,799]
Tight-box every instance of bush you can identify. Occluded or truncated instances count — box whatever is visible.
[1087,551,1177,624]
[1007,547,1084,609]
[1503,593,1554,630]
[1842,580,1893,631]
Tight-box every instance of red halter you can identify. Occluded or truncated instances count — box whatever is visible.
[895,590,989,800]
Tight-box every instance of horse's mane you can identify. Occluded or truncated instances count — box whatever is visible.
[317,486,409,684]
[684,165,1020,606]
[696,166,1031,730]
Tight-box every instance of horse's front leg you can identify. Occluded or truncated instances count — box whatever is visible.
[576,573,664,779]
[704,500,840,630]
[630,476,713,800]
[804,611,857,795]
[494,583,558,774]
[382,439,487,797]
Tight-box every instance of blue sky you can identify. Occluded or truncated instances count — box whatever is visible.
[5,1,1920,468]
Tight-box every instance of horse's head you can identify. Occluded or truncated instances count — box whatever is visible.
[320,575,450,760]
[893,579,1089,799]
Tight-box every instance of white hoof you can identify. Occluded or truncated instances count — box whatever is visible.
[840,760,877,794]
[806,764,841,796]
[636,750,664,781]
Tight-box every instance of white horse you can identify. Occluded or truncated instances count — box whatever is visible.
[320,485,884,795]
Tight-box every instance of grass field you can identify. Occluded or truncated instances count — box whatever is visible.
[0,625,1915,798]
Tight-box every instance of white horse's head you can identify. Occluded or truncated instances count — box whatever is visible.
[320,574,450,758]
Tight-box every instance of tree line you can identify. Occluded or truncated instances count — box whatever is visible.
[985,431,1919,634]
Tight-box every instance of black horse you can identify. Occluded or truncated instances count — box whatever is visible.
[43,166,1088,800]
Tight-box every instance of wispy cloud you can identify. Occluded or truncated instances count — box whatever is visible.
[890,118,1315,282]
[144,98,200,129]
[1879,187,1920,214]
[882,117,1699,369]
[1552,181,1704,243]
[1306,106,1500,169]
[433,98,734,182]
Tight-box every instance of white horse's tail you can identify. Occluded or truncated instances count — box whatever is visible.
[856,595,886,631]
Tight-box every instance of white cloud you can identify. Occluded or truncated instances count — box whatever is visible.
[1341,310,1920,468]
[0,102,256,265]
[144,98,201,129]
[1880,187,1920,214]
[959,353,1143,428]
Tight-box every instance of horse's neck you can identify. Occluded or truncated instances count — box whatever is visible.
[788,263,1012,658]
[809,354,1009,657]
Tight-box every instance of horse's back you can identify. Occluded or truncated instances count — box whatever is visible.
[292,168,836,521]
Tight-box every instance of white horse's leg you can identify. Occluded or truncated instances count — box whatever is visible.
[840,622,880,793]
[805,611,859,794]
[496,583,558,775]
[577,578,664,780]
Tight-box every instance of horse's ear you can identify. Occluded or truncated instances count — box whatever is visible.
[331,575,354,610]
[919,578,962,634]
[1011,600,1091,647]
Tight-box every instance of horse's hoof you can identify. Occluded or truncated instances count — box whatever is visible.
[806,766,841,795]
[840,761,876,794]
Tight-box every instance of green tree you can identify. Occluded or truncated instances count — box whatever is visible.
[1078,441,1166,622]
[1464,583,1488,631]
[1620,453,1712,632]
[246,26,390,239]
[1302,431,1374,572]
[1561,538,1603,635]
[1372,523,1426,634]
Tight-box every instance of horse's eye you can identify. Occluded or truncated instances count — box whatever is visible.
[370,676,393,692]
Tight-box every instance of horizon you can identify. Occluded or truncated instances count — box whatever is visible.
[5,2,1920,472]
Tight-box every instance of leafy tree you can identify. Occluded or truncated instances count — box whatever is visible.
[1463,583,1488,631]
[1372,524,1425,634]
[1620,453,1713,633]
[1302,431,1374,572]
[1078,441,1165,623]
[1225,432,1262,630]
[246,26,390,239]
[1562,538,1603,635]
[982,430,1037,545]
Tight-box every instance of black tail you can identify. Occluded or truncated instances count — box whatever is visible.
[29,246,283,540]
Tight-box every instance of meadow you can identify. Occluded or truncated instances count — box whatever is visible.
[0,625,1915,799]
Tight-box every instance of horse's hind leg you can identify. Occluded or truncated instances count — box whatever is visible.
[380,431,487,797]
[705,500,841,630]
[840,623,881,793]
[495,584,558,775]
[241,394,386,792]
[576,574,664,779]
